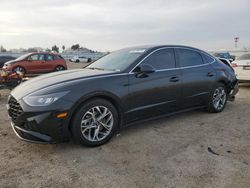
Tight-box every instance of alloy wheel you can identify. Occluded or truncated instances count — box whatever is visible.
[14,67,25,74]
[80,106,114,142]
[212,87,226,111]
[56,66,65,71]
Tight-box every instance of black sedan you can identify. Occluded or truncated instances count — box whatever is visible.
[0,55,16,68]
[7,45,238,146]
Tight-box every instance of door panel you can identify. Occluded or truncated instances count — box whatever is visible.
[25,54,44,73]
[175,48,216,108]
[127,70,182,122]
[180,65,216,107]
[126,48,182,123]
[42,54,55,72]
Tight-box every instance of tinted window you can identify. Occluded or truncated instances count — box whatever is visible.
[202,53,215,63]
[46,54,54,61]
[177,49,203,67]
[142,48,175,70]
[38,54,45,61]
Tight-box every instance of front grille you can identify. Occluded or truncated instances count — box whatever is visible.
[8,96,23,123]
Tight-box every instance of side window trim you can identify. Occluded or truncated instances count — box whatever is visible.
[129,47,216,73]
[174,47,215,69]
[130,47,176,73]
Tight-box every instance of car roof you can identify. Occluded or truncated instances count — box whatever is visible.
[125,44,202,50]
[28,52,58,55]
[122,45,208,54]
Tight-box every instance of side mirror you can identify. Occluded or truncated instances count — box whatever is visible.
[134,64,155,78]
[137,64,155,74]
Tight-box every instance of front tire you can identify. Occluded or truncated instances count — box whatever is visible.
[71,99,119,147]
[207,83,228,113]
[13,66,26,75]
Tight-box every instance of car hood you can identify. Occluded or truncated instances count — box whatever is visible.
[4,59,20,65]
[11,69,117,100]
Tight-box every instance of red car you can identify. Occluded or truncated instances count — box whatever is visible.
[2,52,67,74]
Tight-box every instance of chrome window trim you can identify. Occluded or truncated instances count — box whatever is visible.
[129,47,216,74]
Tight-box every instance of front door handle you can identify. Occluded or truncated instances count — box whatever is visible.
[207,72,214,77]
[170,76,179,82]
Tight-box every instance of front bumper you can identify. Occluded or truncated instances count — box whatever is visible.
[11,121,54,144]
[8,111,70,143]
[7,96,72,143]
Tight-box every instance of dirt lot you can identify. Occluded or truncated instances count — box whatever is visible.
[0,63,250,188]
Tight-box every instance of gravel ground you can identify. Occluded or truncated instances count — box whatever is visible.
[0,63,250,188]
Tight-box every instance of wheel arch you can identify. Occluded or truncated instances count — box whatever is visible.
[12,65,26,73]
[67,91,125,133]
[217,79,231,93]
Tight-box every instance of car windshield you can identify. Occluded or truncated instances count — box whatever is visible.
[86,48,147,71]
[15,53,32,61]
[237,53,250,60]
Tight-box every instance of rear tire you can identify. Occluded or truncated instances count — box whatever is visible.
[71,99,119,147]
[207,83,228,113]
[55,66,65,71]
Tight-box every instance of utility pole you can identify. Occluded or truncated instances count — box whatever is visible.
[234,37,239,48]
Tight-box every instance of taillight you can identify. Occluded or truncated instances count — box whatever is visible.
[231,63,237,68]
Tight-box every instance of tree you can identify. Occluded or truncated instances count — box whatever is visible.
[71,44,80,51]
[52,45,59,53]
[0,45,7,52]
[45,48,51,52]
[62,45,65,51]
[27,48,38,52]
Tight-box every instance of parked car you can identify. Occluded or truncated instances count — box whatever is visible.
[213,51,234,62]
[2,52,67,74]
[70,56,91,63]
[7,45,238,146]
[0,56,16,68]
[233,53,250,68]
[233,53,250,82]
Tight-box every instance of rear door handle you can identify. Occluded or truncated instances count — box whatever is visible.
[170,76,179,82]
[207,72,214,77]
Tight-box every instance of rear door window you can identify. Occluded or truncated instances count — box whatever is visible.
[38,54,45,61]
[46,54,54,61]
[177,49,204,67]
[201,54,215,64]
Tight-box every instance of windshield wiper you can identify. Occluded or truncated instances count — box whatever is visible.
[86,67,120,72]
[86,67,106,71]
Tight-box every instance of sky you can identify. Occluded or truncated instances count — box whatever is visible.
[0,0,249,51]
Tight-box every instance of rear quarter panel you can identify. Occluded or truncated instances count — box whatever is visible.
[211,60,237,90]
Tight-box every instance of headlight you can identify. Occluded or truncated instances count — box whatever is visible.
[23,91,69,106]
